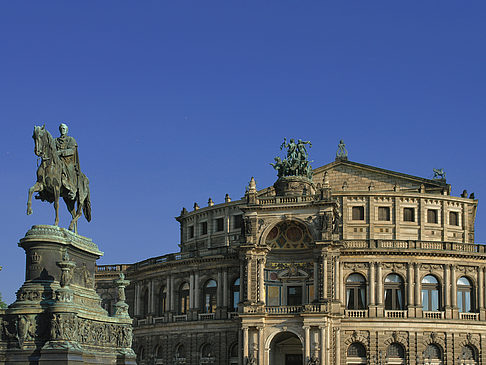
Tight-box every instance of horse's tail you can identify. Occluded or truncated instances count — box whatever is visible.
[83,190,92,222]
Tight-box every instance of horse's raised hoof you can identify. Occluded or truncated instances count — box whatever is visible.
[27,207,33,215]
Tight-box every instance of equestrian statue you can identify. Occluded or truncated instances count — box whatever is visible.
[26,123,91,233]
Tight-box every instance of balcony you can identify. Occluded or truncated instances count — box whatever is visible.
[173,314,188,322]
[459,312,479,321]
[423,311,444,319]
[198,313,215,320]
[385,310,407,318]
[342,239,486,253]
[345,309,368,318]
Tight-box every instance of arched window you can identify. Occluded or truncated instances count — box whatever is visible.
[346,273,367,309]
[424,344,442,364]
[137,346,146,363]
[158,286,167,316]
[457,277,473,313]
[203,279,217,313]
[386,343,405,364]
[155,345,164,360]
[460,345,477,364]
[384,274,405,310]
[141,288,149,317]
[229,343,239,364]
[347,342,367,364]
[231,278,240,311]
[200,343,214,361]
[175,344,186,360]
[422,275,440,311]
[178,283,190,314]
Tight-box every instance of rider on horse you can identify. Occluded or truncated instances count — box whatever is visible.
[55,123,80,200]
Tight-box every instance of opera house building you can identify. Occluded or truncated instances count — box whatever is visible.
[96,141,484,365]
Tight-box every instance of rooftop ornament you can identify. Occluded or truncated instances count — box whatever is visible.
[271,138,313,179]
[271,138,315,196]
[336,139,348,161]
[432,168,446,180]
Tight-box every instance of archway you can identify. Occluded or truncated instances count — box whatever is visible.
[270,332,303,365]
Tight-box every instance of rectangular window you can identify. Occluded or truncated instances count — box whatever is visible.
[200,221,208,235]
[188,226,194,239]
[449,211,459,226]
[403,208,415,222]
[215,218,224,232]
[287,286,302,305]
[378,207,390,221]
[233,215,243,229]
[352,206,365,220]
[427,209,438,224]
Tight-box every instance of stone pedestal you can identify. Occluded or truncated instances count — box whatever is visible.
[0,225,136,365]
[273,176,315,196]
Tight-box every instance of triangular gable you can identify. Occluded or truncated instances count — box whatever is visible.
[313,159,448,193]
[257,159,449,196]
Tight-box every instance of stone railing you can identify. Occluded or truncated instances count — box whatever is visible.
[153,316,167,324]
[96,264,131,273]
[345,309,368,318]
[423,311,444,319]
[385,310,407,318]
[459,312,479,321]
[129,246,238,270]
[257,195,314,205]
[265,305,303,314]
[198,313,215,321]
[342,240,485,254]
[173,314,188,322]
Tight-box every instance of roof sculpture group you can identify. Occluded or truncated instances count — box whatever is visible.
[271,138,313,180]
[26,123,91,233]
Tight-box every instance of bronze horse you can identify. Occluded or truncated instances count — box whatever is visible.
[26,125,91,232]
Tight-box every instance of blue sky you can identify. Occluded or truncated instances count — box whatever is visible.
[1,2,485,304]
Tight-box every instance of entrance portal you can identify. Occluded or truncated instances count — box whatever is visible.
[270,332,303,365]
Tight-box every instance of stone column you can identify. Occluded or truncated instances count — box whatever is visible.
[133,283,139,316]
[314,260,319,302]
[444,264,450,310]
[414,263,422,317]
[194,271,200,310]
[414,263,420,306]
[335,258,340,301]
[451,265,457,307]
[339,260,344,304]
[169,275,175,312]
[217,270,223,307]
[326,324,331,365]
[238,327,243,365]
[304,326,310,363]
[479,266,485,320]
[223,269,228,308]
[335,328,341,365]
[150,279,155,315]
[259,258,265,304]
[240,260,245,302]
[369,262,376,317]
[323,254,328,300]
[189,272,194,309]
[258,327,264,364]
[407,262,414,317]
[376,263,383,305]
[320,326,326,365]
[243,327,249,360]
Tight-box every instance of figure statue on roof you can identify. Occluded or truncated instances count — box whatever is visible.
[433,168,446,180]
[272,138,313,179]
[336,139,348,159]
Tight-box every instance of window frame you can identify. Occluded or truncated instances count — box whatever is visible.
[384,274,405,310]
